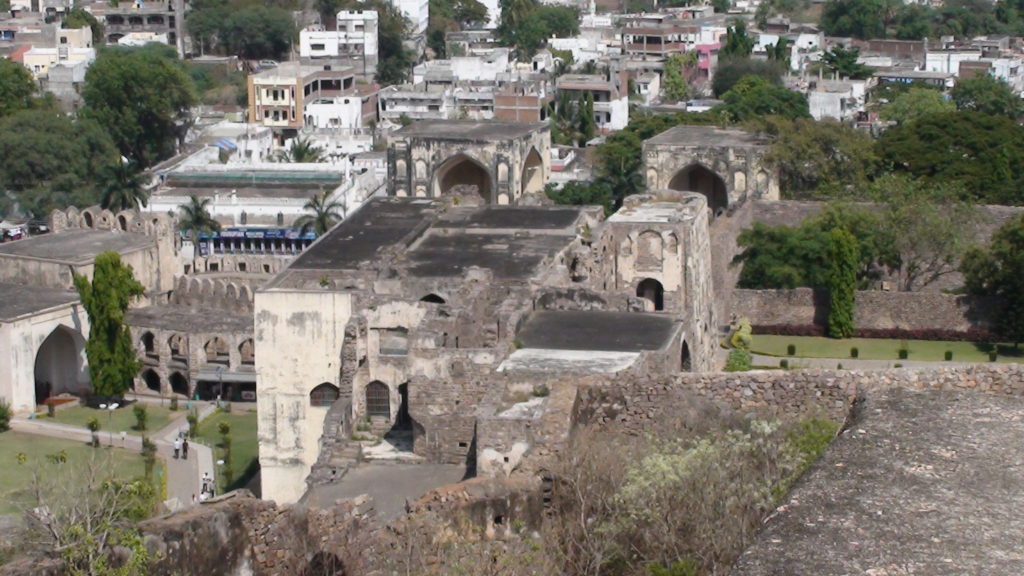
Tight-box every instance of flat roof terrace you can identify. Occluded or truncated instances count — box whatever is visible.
[0,230,154,265]
[435,206,583,230]
[405,232,571,279]
[645,125,769,148]
[516,310,677,352]
[126,305,253,334]
[286,198,440,271]
[392,119,546,141]
[0,282,78,322]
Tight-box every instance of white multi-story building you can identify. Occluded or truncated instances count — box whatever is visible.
[300,9,379,73]
[413,49,511,85]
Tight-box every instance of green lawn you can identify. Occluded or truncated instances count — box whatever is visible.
[750,335,1024,362]
[45,403,184,436]
[0,431,162,515]
[193,409,258,492]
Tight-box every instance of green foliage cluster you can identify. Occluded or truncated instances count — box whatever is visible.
[63,7,105,45]
[719,75,810,123]
[827,227,859,338]
[759,116,878,197]
[725,348,753,372]
[0,398,10,432]
[818,45,874,79]
[661,52,698,103]
[719,19,755,59]
[82,44,198,168]
[132,405,148,432]
[496,0,579,58]
[73,252,145,399]
[0,59,42,118]
[295,189,348,235]
[178,194,222,239]
[961,213,1024,344]
[950,74,1023,118]
[427,0,488,57]
[189,0,296,60]
[545,181,613,214]
[878,86,955,125]
[712,58,784,97]
[550,90,596,146]
[731,318,753,349]
[820,0,1019,40]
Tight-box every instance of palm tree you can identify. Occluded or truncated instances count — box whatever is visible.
[275,136,325,163]
[178,195,221,239]
[293,190,347,236]
[100,161,148,211]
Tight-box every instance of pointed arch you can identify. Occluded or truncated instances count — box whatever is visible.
[310,382,340,407]
[142,369,161,392]
[520,146,545,198]
[432,153,494,203]
[636,278,665,311]
[365,381,390,418]
[169,372,189,396]
[668,163,728,217]
[34,325,87,402]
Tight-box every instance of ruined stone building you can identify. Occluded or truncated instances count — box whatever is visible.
[255,190,716,503]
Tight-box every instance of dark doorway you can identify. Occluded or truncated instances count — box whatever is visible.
[170,372,189,397]
[681,341,692,372]
[383,383,414,453]
[142,369,161,392]
[636,278,665,311]
[668,164,728,217]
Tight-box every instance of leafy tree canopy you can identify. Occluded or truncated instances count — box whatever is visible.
[819,45,874,80]
[0,58,40,118]
[875,110,1024,205]
[74,252,145,398]
[712,58,783,97]
[718,75,810,122]
[497,0,579,58]
[961,213,1024,344]
[0,109,119,218]
[951,73,1023,118]
[661,52,698,103]
[719,19,755,59]
[819,0,898,39]
[81,44,197,167]
[545,181,613,214]
[63,8,105,45]
[878,86,954,125]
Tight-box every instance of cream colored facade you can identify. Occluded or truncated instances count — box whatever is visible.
[255,290,353,503]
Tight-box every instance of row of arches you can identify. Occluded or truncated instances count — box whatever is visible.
[139,331,255,370]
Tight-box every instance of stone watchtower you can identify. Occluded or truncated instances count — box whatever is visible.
[597,190,718,372]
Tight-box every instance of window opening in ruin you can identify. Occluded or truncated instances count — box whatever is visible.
[668,164,728,217]
[434,153,492,203]
[378,328,409,356]
[239,339,255,366]
[636,278,665,311]
[238,262,247,272]
[141,332,156,356]
[168,334,187,363]
[204,337,230,365]
[420,293,446,304]
[310,382,340,407]
[520,147,544,197]
[365,381,390,418]
[142,369,161,392]
[118,215,128,231]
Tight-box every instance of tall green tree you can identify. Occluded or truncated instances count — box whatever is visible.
[819,0,893,39]
[711,58,783,97]
[497,2,579,58]
[765,37,791,69]
[73,252,145,398]
[295,190,347,235]
[661,52,697,102]
[961,214,1024,345]
[820,45,874,80]
[951,73,1023,118]
[0,59,38,118]
[827,227,859,338]
[577,93,595,146]
[178,195,221,239]
[100,162,148,212]
[719,19,755,59]
[82,44,198,167]
[221,5,295,60]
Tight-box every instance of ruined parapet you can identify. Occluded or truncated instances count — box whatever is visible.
[49,205,175,237]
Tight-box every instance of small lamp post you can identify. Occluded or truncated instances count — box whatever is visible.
[98,403,119,446]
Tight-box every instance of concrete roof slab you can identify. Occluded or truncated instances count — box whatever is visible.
[0,230,154,265]
[0,282,79,322]
[516,310,677,352]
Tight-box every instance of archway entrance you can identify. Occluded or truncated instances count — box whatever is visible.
[636,278,665,311]
[520,147,544,198]
[433,154,492,203]
[142,369,161,392]
[34,326,87,404]
[681,341,692,371]
[365,381,390,418]
[170,372,189,397]
[668,164,728,217]
[383,383,414,453]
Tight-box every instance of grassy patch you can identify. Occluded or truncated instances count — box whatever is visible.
[45,403,184,435]
[194,409,258,493]
[751,335,1024,362]
[0,431,161,515]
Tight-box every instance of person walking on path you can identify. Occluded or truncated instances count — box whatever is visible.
[182,438,189,460]
[173,437,182,459]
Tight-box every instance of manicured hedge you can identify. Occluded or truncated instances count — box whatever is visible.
[751,324,999,342]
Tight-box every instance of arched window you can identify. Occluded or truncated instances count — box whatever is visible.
[238,339,255,366]
[142,369,161,391]
[310,383,340,407]
[170,372,189,396]
[365,381,390,417]
[141,332,156,355]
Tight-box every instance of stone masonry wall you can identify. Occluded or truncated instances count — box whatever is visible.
[574,365,1024,434]
[730,288,1000,334]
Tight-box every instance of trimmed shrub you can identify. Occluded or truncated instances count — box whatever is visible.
[850,347,859,358]
[0,398,10,432]
[752,325,998,342]
[944,350,953,361]
[989,351,998,362]
[47,401,56,418]
[780,359,789,369]
[894,363,904,368]
[898,348,909,360]
[786,344,796,356]
[837,363,843,369]
[725,348,753,372]
[187,410,199,437]
[170,397,179,411]
[133,404,148,431]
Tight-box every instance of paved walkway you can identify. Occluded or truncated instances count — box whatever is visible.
[11,400,218,511]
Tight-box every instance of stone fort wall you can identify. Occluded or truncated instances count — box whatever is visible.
[573,365,1024,433]
[730,287,1000,335]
